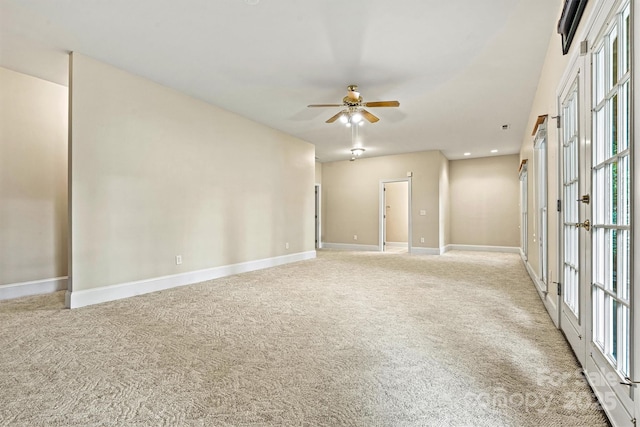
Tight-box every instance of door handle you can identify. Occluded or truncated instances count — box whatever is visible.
[577,194,590,204]
[575,219,591,231]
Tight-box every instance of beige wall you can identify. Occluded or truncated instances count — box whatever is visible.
[519,18,566,280]
[69,53,315,293]
[449,155,520,247]
[385,181,408,242]
[0,67,68,285]
[322,151,442,249]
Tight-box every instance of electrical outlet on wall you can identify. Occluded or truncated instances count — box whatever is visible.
[285,242,289,249]
[420,237,425,243]
[353,235,358,241]
[176,255,182,265]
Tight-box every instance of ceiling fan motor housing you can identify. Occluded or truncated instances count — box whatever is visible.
[343,95,363,106]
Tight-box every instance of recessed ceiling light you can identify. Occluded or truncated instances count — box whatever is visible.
[464,152,471,156]
[491,149,498,153]
[245,0,259,4]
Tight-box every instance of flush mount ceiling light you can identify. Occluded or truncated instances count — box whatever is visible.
[351,147,365,157]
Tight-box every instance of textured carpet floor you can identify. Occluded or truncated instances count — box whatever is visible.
[0,250,609,426]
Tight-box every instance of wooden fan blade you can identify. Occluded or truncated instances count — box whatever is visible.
[361,109,380,123]
[308,104,344,108]
[363,101,400,107]
[326,111,345,123]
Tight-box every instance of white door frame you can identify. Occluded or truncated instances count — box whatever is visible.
[379,178,412,253]
[557,55,588,367]
[315,184,322,249]
[534,118,549,293]
[519,163,528,261]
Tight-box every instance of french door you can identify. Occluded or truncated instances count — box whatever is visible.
[559,64,588,366]
[585,1,633,424]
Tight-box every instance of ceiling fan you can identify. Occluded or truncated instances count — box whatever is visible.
[308,85,400,124]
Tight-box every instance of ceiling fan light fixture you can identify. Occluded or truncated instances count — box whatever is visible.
[307,84,399,126]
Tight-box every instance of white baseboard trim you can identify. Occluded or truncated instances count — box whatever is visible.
[444,244,520,253]
[520,252,558,327]
[321,243,380,251]
[410,247,441,255]
[0,276,68,301]
[66,251,316,309]
[385,241,408,248]
[519,247,528,261]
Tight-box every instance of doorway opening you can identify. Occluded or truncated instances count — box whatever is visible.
[379,179,411,253]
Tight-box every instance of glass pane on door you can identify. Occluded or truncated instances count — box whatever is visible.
[591,1,631,378]
[562,81,580,317]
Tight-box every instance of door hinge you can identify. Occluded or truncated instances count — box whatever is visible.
[557,200,561,212]
[553,281,562,296]
[580,40,589,55]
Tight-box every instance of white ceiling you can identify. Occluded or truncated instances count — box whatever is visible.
[0,0,560,162]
